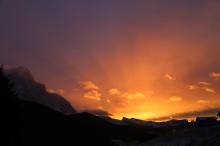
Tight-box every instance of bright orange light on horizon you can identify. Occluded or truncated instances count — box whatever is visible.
[54,35,220,121]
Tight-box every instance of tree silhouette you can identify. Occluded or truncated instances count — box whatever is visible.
[218,112,220,118]
[0,65,17,117]
[0,65,18,145]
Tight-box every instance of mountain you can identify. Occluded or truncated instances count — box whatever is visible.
[1,66,154,145]
[5,67,75,114]
[4,98,117,146]
[101,116,127,125]
[1,66,220,146]
[122,117,189,128]
[2,95,154,146]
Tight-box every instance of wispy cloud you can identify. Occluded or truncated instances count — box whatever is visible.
[109,88,121,96]
[203,87,216,93]
[106,99,111,103]
[82,109,112,117]
[79,81,102,100]
[198,81,210,86]
[79,81,99,90]
[109,88,146,101]
[197,99,209,104]
[189,81,216,94]
[148,107,220,121]
[164,74,175,80]
[83,90,101,101]
[47,88,65,95]
[210,72,220,80]
[188,85,198,90]
[167,96,182,102]
[121,92,146,100]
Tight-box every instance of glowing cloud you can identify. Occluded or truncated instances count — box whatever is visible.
[210,72,220,80]
[167,96,182,102]
[198,82,210,86]
[197,99,209,104]
[83,90,101,101]
[164,74,175,80]
[109,88,121,96]
[189,83,216,94]
[121,92,146,100]
[79,81,99,90]
[188,85,198,90]
[106,99,111,103]
[47,88,65,95]
[203,87,216,93]
[108,88,146,101]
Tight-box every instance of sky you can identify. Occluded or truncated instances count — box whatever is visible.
[1,0,220,120]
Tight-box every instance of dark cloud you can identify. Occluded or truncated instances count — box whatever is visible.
[148,107,220,121]
[83,109,112,117]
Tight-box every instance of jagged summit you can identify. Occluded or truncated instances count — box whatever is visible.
[7,66,35,82]
[4,66,76,115]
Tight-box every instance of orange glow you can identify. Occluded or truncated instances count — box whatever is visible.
[1,0,220,121]
[58,36,220,120]
[42,2,220,121]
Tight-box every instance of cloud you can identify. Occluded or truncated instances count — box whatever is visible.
[108,88,146,101]
[167,96,182,102]
[121,92,146,100]
[106,99,111,103]
[197,99,209,104]
[83,109,112,117]
[198,81,210,86]
[203,87,216,93]
[109,88,121,96]
[210,72,220,80]
[189,82,216,93]
[164,74,175,80]
[79,81,102,101]
[148,107,220,121]
[83,90,101,100]
[79,81,99,90]
[47,88,65,95]
[188,82,216,93]
[47,89,57,93]
[188,85,198,90]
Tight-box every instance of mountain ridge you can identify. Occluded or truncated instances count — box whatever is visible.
[4,66,76,114]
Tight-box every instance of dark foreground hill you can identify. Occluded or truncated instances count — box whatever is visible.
[0,66,154,146]
[2,98,154,146]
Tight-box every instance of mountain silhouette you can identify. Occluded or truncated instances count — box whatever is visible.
[5,67,75,114]
[0,65,18,145]
[2,66,220,146]
[14,100,154,146]
[0,66,154,146]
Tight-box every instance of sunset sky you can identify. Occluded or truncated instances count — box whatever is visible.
[1,0,220,120]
